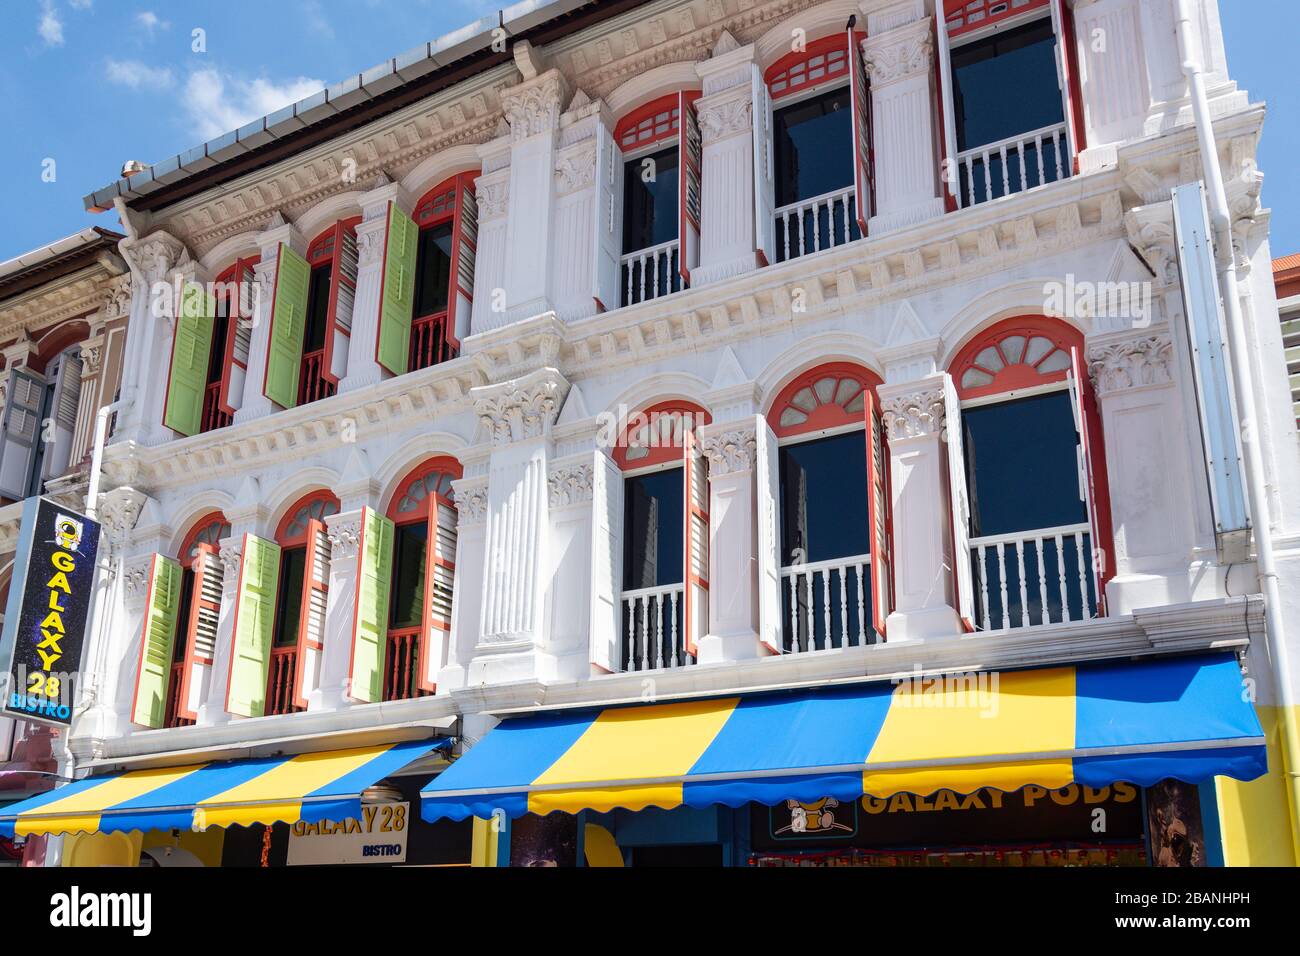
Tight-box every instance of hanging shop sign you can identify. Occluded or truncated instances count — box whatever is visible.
[0,498,101,728]
[753,783,1144,851]
[286,802,411,866]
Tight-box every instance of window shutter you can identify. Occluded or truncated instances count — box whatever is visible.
[177,544,223,722]
[130,554,183,728]
[1049,0,1082,170]
[935,8,960,206]
[755,418,783,654]
[420,497,457,692]
[219,261,255,415]
[0,367,46,500]
[589,452,623,671]
[683,428,709,658]
[942,375,975,629]
[163,284,216,436]
[264,243,310,409]
[677,91,702,285]
[446,173,478,350]
[864,391,893,638]
[349,507,395,703]
[751,78,776,265]
[591,125,625,311]
[375,204,419,376]
[325,228,358,383]
[42,351,82,482]
[1068,346,1113,614]
[847,20,873,233]
[225,533,281,718]
[293,519,331,708]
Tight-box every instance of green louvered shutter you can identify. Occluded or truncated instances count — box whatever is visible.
[130,555,183,728]
[349,507,395,703]
[163,283,216,436]
[375,204,418,376]
[226,534,282,718]
[264,243,310,409]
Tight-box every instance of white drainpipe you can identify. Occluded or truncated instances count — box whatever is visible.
[1174,0,1300,859]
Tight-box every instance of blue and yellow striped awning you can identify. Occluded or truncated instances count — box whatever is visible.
[0,738,447,838]
[420,653,1265,821]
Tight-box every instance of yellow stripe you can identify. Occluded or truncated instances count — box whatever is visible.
[529,784,682,816]
[532,697,739,797]
[16,764,207,837]
[864,667,1076,797]
[193,745,391,831]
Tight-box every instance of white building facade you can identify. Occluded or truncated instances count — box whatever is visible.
[8,0,1297,866]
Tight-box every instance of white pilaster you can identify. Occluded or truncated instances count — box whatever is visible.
[550,94,615,322]
[235,219,306,425]
[543,455,598,679]
[693,38,763,286]
[310,509,364,710]
[862,15,944,235]
[340,179,414,394]
[879,377,962,640]
[697,421,762,663]
[439,473,487,692]
[469,136,512,336]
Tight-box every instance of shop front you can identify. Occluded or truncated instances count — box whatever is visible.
[420,653,1263,867]
[0,736,472,867]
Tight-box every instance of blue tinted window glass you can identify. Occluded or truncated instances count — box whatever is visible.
[778,431,869,565]
[623,466,684,589]
[951,18,1063,151]
[962,391,1086,537]
[773,86,854,207]
[622,146,679,254]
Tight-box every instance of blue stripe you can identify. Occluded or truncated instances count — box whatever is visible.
[685,771,864,810]
[1076,746,1268,788]
[421,710,596,799]
[307,738,449,800]
[1075,652,1263,748]
[0,774,121,838]
[421,791,529,823]
[101,807,194,835]
[100,756,287,828]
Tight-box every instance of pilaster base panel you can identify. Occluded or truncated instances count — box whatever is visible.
[466,648,550,687]
[868,198,946,236]
[338,368,390,394]
[695,629,765,666]
[73,706,122,747]
[1078,144,1120,175]
[1105,564,1245,617]
[307,681,351,713]
[691,252,763,288]
[884,604,962,643]
[1142,89,1248,137]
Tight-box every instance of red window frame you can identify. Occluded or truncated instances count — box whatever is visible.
[764,33,860,101]
[158,512,230,727]
[409,173,477,371]
[210,256,259,427]
[943,0,1050,39]
[612,400,713,471]
[271,491,340,713]
[303,217,361,399]
[384,455,464,698]
[767,361,883,439]
[614,93,683,151]
[949,315,1113,610]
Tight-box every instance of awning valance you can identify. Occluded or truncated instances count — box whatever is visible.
[0,738,448,838]
[420,653,1265,821]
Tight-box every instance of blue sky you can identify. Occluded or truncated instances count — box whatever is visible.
[1,0,1297,262]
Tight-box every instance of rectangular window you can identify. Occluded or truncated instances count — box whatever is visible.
[773,86,855,209]
[621,146,680,254]
[388,522,428,632]
[413,224,454,320]
[622,467,684,591]
[272,547,308,648]
[777,432,869,565]
[299,265,335,406]
[962,391,1085,538]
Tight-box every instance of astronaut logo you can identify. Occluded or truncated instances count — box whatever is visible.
[54,515,83,553]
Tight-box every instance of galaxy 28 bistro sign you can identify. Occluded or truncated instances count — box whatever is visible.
[1,498,100,727]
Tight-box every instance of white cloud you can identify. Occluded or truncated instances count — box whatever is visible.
[182,68,324,141]
[69,0,93,9]
[38,0,64,47]
[135,10,169,37]
[302,0,335,39]
[105,58,174,91]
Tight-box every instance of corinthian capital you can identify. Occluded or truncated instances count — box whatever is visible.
[500,69,569,141]
[120,231,188,287]
[473,368,569,446]
[880,386,945,441]
[861,18,934,87]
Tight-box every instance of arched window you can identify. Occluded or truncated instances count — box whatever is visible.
[384,174,478,375]
[762,26,870,262]
[946,316,1112,631]
[762,362,890,654]
[602,401,710,673]
[374,457,463,700]
[0,320,89,501]
[131,512,230,730]
[263,219,359,411]
[613,91,701,307]
[266,491,340,714]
